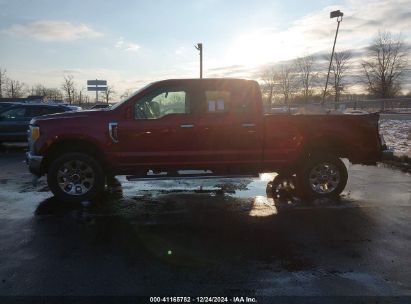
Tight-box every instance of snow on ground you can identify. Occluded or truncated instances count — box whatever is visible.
[379,118,411,157]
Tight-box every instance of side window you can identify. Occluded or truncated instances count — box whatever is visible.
[43,107,63,115]
[234,88,252,113]
[29,107,48,117]
[135,89,188,119]
[0,107,26,120]
[205,91,230,113]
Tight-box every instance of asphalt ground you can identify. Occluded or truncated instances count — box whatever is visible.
[0,144,410,303]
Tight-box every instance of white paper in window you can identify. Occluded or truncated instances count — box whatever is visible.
[217,99,225,111]
[208,100,216,112]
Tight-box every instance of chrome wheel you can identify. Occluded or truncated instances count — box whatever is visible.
[308,162,340,194]
[57,160,95,196]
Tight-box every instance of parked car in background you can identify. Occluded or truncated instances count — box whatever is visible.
[0,102,23,111]
[0,104,75,143]
[90,104,111,109]
[66,105,82,111]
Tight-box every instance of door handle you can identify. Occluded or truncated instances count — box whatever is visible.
[180,124,194,128]
[242,123,255,128]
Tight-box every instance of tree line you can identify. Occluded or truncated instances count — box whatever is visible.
[261,31,410,106]
[0,71,117,105]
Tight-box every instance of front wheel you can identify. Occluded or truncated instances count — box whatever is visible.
[297,154,348,199]
[47,152,105,203]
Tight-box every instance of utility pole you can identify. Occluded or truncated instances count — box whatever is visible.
[195,43,203,78]
[323,10,344,105]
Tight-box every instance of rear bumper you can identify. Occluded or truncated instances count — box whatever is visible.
[26,152,43,176]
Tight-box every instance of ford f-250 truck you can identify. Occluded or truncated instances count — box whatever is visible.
[26,78,392,203]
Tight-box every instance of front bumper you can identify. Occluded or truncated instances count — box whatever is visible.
[26,152,44,176]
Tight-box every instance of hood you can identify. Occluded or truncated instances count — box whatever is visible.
[30,109,107,125]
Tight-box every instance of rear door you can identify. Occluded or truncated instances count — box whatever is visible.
[194,81,263,169]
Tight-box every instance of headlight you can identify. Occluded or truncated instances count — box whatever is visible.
[30,126,40,142]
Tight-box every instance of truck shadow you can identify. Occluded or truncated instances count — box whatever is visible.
[33,177,374,274]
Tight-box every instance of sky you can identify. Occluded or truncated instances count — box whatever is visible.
[0,0,410,98]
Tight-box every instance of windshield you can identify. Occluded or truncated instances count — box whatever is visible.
[109,82,153,110]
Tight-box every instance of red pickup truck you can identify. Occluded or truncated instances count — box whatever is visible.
[26,78,391,202]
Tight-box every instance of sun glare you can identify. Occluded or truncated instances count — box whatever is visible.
[226,29,305,67]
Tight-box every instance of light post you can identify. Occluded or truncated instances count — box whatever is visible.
[322,10,343,105]
[195,43,203,78]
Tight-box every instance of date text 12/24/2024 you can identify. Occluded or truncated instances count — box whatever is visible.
[149,296,257,303]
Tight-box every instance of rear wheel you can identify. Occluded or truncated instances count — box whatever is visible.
[297,153,348,199]
[47,152,105,203]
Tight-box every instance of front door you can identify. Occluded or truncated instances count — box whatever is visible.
[114,84,201,171]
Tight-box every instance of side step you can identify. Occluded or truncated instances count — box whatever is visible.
[126,171,258,181]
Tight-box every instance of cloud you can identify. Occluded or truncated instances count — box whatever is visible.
[175,46,186,56]
[3,20,103,42]
[115,37,140,52]
[223,0,411,69]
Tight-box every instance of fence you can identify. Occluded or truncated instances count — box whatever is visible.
[271,98,411,114]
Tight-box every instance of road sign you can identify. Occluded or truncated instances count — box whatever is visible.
[87,79,108,102]
[87,80,107,86]
[87,86,107,91]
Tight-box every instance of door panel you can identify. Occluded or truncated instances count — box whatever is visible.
[193,83,263,167]
[116,114,198,167]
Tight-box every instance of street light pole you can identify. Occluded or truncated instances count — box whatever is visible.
[195,43,203,79]
[322,10,343,105]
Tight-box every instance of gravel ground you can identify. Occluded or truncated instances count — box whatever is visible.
[379,118,411,157]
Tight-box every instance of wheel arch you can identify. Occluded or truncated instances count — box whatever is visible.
[300,136,350,162]
[42,138,108,173]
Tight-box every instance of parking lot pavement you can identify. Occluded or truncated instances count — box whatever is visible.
[0,147,410,301]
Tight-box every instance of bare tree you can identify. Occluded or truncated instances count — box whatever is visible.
[101,86,116,103]
[5,79,26,98]
[120,88,133,99]
[329,51,351,102]
[0,67,7,98]
[31,84,46,96]
[47,88,63,100]
[278,64,297,104]
[61,75,76,105]
[362,31,408,98]
[295,55,317,103]
[75,87,86,105]
[260,67,279,108]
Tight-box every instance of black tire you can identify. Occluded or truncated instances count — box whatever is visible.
[267,173,297,200]
[47,152,105,203]
[297,153,348,199]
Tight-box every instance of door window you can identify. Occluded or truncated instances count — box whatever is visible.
[0,107,26,120]
[135,89,188,119]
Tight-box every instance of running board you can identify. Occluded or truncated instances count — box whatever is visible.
[126,174,258,181]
